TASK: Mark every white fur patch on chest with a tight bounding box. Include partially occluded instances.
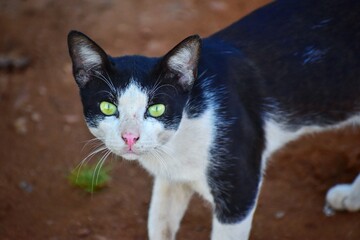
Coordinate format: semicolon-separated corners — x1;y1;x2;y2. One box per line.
140;109;214;183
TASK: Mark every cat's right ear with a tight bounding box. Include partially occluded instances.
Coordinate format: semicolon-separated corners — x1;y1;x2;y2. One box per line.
67;31;109;88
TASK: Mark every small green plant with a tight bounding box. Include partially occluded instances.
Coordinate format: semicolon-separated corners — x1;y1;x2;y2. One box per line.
68;164;111;193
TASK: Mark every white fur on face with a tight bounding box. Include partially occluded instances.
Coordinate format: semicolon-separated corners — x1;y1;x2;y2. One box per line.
89;82;175;161
89;80;215;183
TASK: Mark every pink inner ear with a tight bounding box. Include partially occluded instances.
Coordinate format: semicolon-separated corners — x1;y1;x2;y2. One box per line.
178;71;194;88
168;49;192;70
164;35;201;89
78;45;102;69
168;48;197;88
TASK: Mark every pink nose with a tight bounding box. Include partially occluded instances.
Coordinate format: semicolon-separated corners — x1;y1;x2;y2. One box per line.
122;132;140;149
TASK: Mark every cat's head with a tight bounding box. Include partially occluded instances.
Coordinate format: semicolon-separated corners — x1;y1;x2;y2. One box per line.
67;31;201;161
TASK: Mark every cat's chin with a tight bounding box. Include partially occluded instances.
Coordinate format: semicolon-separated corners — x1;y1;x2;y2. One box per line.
121;153;140;161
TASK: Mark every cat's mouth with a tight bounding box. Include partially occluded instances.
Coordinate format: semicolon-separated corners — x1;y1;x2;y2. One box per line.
122;152;139;161
104;141;143;161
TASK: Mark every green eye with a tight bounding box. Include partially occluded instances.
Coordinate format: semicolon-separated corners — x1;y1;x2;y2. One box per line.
99;101;117;116
148;104;166;117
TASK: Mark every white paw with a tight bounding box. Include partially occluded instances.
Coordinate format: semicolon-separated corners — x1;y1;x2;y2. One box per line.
326;184;352;210
326;184;360;212
344;195;360;212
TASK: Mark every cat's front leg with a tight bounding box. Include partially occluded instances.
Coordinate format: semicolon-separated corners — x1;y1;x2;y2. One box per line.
148;177;194;240
211;205;256;240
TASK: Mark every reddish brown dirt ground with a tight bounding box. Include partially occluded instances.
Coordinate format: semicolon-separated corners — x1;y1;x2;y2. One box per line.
1;0;360;239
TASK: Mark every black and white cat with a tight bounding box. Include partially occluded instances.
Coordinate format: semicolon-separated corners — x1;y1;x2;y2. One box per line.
68;0;360;239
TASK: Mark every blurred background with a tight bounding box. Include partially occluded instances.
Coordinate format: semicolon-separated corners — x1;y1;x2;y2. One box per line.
1;0;360;239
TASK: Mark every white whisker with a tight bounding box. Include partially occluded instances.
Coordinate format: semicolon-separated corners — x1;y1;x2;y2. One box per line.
148;149;171;179
81;137;103;152
75;144;108;182
88;69;117;98
147;72;179;103
92;149;112;191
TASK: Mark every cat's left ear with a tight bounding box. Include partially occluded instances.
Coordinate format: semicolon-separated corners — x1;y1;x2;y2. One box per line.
163;35;201;90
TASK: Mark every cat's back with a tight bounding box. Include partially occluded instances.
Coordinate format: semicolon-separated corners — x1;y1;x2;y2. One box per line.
207;0;360;125
211;0;360;78
213;0;360;52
